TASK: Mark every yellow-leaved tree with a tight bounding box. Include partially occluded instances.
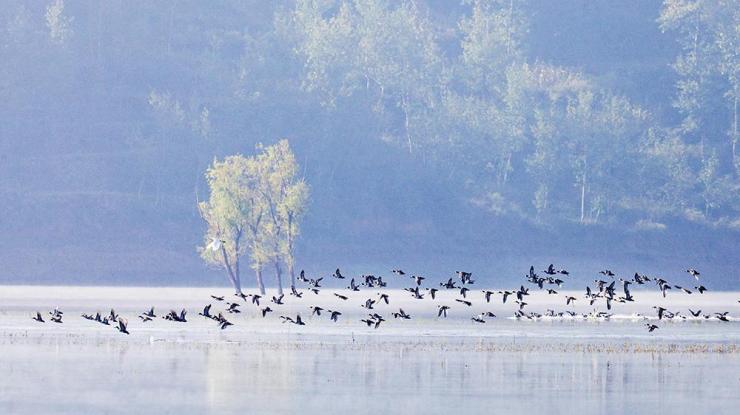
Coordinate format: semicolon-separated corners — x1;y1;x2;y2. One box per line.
199;140;308;295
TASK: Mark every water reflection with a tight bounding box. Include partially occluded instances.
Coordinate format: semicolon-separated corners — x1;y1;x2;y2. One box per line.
0;338;737;414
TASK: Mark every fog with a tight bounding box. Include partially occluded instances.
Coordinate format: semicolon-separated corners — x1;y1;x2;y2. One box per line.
0;1;738;288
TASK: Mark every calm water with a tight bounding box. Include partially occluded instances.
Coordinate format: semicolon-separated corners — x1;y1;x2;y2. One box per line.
0;334;738;415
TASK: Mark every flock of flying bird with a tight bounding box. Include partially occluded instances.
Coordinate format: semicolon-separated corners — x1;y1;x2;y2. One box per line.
30;265;736;335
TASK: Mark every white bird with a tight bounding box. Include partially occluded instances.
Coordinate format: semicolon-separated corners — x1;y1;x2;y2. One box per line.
207;237;224;252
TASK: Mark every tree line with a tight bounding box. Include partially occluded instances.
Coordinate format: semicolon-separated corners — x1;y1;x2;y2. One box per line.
286;0;739;227
1;0;738;280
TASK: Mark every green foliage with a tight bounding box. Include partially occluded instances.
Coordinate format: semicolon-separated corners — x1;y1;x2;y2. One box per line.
659;0;740;220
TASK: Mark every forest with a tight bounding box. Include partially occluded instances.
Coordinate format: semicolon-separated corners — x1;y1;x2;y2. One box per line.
0;1;737;286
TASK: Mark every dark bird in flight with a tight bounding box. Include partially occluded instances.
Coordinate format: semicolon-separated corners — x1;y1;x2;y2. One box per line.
219;320;233;330
348;278;361;291
116;318;129;335
272;294;285;305
226;302;241;313
456;271;475;285
516;286;529;301
32;312;44;323
455;299;472;307
471;315;486;323
334;293;349;301
689;309;702;317
333;268;345;279
249;294;262;306
646;323;659;332
544;264;557;275
108;309;119;323
427;288;439;299
440;278;458;289
437;305;450;318
361;298;376;310
378;293;390;304
291;314;306;325
261;307;273;317
392;309;411;319
413;275;425;286
328;310;342;322
482;290;495;303
499;290;514;304
686;269;700;280
565;296;576;305
211;295;224;301
142;307;156;319
164;309;187;322
600;270;615;277
654;306;667;320
392;269;406;276
199;304;212;318
547;289;558;295
310;306;324;316
695;285;707;294
290;286;303;298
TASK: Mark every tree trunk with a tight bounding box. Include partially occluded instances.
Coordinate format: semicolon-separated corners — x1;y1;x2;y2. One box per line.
580;176;586;224
580;156;588;224
733;93;737;174
273;261;284;296
220;245;241;294
233;232;243;294
288;261;296;291
402;94;412;154
233;256;242;295
255;263;266;295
